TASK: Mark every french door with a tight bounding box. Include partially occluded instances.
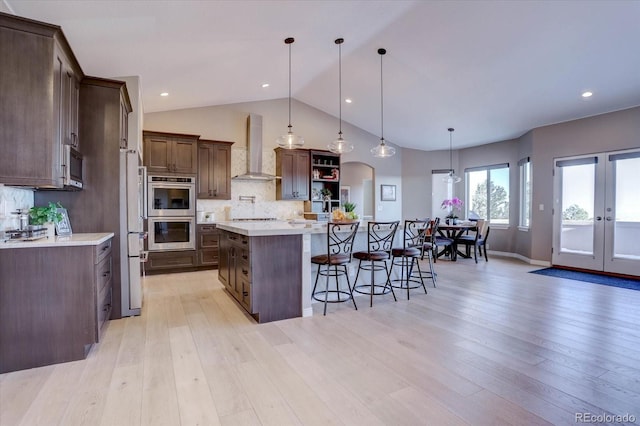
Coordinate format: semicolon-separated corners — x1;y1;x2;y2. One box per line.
552;149;640;276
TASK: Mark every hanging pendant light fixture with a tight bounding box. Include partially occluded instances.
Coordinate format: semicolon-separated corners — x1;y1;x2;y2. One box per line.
327;38;354;154
371;48;396;158
276;37;304;149
443;127;462;183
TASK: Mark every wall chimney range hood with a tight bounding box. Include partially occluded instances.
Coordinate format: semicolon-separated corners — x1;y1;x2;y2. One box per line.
232;114;280;181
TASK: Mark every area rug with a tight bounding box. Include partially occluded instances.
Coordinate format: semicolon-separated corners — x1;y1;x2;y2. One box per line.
529;267;640;291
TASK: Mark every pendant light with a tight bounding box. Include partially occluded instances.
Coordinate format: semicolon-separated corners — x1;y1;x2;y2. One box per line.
276;37;304;149
371;48;396;158
327;38;354;154
443;127;462;183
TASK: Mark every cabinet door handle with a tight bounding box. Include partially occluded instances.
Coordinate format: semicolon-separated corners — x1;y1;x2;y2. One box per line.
103;271;111;277
242;254;248;260
242;268;249;275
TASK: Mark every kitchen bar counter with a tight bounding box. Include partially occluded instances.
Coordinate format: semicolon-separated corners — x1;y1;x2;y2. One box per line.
0;232;114;249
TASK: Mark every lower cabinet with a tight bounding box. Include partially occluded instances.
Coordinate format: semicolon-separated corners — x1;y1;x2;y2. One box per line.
0;236;113;373
145;250;198;274
218;229;302;323
197;224;219;268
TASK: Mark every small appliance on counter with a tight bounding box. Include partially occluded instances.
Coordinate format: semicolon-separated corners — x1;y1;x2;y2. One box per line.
5;225;48;241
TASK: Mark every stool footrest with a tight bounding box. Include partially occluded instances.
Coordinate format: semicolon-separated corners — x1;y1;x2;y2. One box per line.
354;283;393;296
312;290;354;303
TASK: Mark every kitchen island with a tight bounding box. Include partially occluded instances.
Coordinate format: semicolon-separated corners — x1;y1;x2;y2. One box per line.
215;221;379;322
0;233;114;373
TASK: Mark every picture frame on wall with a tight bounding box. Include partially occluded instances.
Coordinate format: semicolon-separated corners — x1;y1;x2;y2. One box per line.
381;184;396;201
340;186;351;204
55;208;73;236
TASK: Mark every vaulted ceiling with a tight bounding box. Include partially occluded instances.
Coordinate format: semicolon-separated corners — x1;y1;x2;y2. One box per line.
6;0;640;151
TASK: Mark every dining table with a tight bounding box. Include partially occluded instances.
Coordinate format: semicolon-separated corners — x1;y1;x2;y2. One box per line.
436;222;478;261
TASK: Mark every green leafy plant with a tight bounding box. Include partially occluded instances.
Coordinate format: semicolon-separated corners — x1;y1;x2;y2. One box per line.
320;188;332;198
343;202;356;213
29;202;63;225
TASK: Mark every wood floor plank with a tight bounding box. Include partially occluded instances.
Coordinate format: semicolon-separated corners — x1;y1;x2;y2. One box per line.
2;259;639;425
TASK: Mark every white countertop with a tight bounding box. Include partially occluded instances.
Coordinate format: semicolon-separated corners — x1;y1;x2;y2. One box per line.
0;232;114;249
216;220;368;237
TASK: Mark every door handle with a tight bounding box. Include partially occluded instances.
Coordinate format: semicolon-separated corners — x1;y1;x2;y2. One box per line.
595;216;602;221
606;216;613;221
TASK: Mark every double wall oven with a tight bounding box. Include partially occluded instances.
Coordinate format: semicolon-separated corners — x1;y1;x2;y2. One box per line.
147;175;196;251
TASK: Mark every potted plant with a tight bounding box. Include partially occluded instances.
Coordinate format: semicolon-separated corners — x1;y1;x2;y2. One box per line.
320;188;332;200
343;202;359;220
441;197;463;224
29;202;63;238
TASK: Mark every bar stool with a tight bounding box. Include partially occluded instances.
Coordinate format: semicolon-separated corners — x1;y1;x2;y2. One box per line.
390;219;429;299
417;219;437;287
353;221;399;307
311;221;360;315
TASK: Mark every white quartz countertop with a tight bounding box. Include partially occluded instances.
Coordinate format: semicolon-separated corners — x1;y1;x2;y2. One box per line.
216;220;368;237
0;232;114;249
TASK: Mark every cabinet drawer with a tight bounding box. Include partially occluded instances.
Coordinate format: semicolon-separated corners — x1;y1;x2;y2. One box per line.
94;238;113;264
198;249;219;266
200;233;219;249
147;250;197;270
95;255;112;295
97;283;112;342
198;224;217;233
239;275;252;312
238;257;251;282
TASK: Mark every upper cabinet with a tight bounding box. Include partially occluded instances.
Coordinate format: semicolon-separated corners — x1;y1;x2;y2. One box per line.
143;131;199;175
0;12;83;188
275;148;310;200
308;150;341;213
197;140;233;200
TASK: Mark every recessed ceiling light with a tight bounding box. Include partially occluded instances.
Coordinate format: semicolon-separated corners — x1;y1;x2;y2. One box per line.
160;92;169;97
582;91;593;98
261;83;270;88
345;98;352;103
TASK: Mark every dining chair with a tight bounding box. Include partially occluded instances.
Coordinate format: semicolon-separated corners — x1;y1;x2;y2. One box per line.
311;221;360;315
432;217;454;263
353;221;399;307
390;219;429;299
456;219;489;263
418;219;437;287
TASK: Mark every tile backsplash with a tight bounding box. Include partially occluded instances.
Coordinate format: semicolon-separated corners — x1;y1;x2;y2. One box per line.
196;146;304;222
0;185;34;230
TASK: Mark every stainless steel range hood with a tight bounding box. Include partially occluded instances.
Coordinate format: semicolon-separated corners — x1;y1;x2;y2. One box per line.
232;114;280;181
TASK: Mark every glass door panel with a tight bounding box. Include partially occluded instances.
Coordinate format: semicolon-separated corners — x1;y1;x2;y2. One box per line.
553;155;604;270
604;151;640;275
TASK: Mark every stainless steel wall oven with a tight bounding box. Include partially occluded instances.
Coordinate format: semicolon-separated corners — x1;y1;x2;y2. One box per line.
147;175;195;217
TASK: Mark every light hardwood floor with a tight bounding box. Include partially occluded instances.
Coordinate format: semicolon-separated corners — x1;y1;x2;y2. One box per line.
1;256;639;425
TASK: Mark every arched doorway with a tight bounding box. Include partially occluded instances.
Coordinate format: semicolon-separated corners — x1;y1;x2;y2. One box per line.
341;162;374;220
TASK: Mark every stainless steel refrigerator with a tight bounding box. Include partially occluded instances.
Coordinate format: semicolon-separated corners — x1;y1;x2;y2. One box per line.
120;149;147;316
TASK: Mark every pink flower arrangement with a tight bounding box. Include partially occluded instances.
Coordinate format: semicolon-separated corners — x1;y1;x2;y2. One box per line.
441;197;463;218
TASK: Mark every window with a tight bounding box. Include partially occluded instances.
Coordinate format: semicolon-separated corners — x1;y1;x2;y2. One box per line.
465;163;509;225
519;157;531;228
431;170;453;220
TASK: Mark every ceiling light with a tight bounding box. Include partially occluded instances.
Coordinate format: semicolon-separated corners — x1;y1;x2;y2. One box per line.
443;128;461;183
276;37;304;149
582;91;593;98
160;92;169;97
371;48;396;158
327;38;354;154
261;83;270;88
345;98;352;103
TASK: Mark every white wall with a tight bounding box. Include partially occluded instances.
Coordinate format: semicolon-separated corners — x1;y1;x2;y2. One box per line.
144;98;403;221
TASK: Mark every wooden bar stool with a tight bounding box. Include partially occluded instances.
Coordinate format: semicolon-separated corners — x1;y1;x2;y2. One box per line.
311;221;360;315
353;221;399;307
391;219;429;299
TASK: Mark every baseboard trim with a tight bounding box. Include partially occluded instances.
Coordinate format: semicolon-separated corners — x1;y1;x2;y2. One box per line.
488;250;551;266
303;307;313;317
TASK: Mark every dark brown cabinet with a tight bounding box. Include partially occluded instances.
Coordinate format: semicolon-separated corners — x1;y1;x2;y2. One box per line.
197;224;219;267
0;237;113;373
197;140;233;199
0;12;83;188
218;229;302;323
275;148;310;200
145;250;198;273
143;131;199;175
36;77;132;319
308;150;341;213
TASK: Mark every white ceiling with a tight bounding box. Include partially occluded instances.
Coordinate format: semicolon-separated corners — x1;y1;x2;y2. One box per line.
6;0;640;151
